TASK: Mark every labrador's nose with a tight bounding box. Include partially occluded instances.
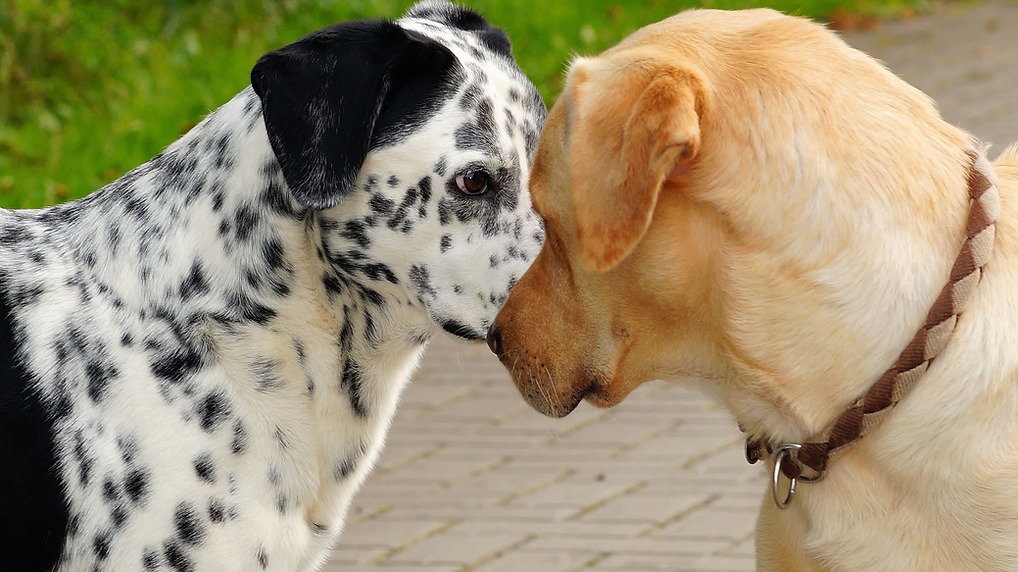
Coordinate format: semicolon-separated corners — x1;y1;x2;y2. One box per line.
486;324;503;355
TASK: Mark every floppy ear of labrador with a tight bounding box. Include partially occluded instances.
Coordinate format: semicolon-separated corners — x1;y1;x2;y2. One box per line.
569;62;703;271
490;8;1018;571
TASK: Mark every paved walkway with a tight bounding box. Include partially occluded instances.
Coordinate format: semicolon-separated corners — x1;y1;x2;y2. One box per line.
326;2;1018;570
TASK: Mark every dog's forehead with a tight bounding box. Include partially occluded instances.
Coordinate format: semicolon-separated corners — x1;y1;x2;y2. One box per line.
382;19;544;165
396;16;540;107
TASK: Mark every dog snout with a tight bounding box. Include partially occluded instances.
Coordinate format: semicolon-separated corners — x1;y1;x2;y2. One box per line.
486;323;503;355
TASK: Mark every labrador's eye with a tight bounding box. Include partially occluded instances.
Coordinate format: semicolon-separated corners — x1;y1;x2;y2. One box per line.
455;171;490;195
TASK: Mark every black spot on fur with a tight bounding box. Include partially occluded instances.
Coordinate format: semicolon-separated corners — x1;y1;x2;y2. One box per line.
93;530;112;560
149;347;206;384
163;539;194;572
342;219;371;249
213;133;234;170
364;174;379;193
254;359;283;392
386;206;411;231
103;477;120;502
339;311;354;352
193;453;216;484
124;196;150;220
196;391;231;432
364;312;378;344
208;499;226;524
257;547;269;569
211;188;225;212
361;287;385;306
49;389;72;421
322;273;344;296
179;259;210;300
234;204;259;241
409;264;435;296
340;357;368;417
369;194;395;215
400;187;419;208
72;430;94;486
86;358;119;403
260;178;302;219
174;502;206;546
227;292;276;324
111;504;128;528
5;281;45;307
438;197;453;225
124;469;151;504
459;83;482;110
231;420;248;455
67;513;80;537
117;435;139;464
418;176;433;205
363;263;398;284
143;547;161;570
262;237;286;271
440;234;453;252
442;320;481;340
274;426;289;450
0;223;30;245
333;454;359;481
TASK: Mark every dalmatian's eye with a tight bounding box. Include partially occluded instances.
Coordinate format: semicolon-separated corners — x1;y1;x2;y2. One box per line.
455;171;490;195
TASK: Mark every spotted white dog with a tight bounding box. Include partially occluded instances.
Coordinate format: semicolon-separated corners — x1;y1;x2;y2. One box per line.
0;2;545;570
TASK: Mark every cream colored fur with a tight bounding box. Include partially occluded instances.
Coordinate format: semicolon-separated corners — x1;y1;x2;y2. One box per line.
491;9;1018;570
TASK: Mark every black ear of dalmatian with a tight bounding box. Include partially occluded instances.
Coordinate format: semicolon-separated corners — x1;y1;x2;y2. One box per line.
251;20;456;210
404;0;513;57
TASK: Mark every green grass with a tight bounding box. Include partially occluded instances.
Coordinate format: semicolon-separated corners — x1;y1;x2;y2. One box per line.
0;0;923;208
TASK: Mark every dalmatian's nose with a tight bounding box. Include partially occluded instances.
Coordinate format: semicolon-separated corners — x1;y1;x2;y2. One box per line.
486;324;503;355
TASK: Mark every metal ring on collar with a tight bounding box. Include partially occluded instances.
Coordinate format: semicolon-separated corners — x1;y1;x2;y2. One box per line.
770;442;828;508
771;443;801;509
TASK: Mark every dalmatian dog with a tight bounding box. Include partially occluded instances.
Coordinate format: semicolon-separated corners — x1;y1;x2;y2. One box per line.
0;2;545;570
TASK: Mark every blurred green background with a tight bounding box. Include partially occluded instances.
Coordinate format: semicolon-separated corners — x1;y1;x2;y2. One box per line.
1;0;923;207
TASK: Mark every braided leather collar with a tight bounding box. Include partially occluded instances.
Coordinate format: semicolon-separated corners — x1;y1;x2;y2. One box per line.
745;149;1000;507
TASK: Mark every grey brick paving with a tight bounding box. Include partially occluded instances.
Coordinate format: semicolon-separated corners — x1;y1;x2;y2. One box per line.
325;3;1018;569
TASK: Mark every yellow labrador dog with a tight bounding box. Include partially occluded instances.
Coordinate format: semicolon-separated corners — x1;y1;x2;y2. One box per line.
487;8;1018;571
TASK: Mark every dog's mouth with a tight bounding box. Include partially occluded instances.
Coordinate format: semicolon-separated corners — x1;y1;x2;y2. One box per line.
440;320;485;341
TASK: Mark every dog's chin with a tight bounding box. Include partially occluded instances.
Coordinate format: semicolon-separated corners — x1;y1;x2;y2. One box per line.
582;384;626;409
524;390;584;418
439;319;486;342
517;378;600;419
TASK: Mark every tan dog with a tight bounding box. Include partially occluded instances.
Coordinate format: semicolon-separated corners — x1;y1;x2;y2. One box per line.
487;8;1018;571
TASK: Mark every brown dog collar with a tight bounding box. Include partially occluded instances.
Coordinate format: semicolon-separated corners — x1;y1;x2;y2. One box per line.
745;148;1000;508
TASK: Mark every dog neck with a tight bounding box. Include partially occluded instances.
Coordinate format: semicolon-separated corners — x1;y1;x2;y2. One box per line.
26;88;434;344
24;89;301;321
741;148;1000;483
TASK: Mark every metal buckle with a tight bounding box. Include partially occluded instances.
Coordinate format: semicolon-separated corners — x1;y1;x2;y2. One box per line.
770;443;825;509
